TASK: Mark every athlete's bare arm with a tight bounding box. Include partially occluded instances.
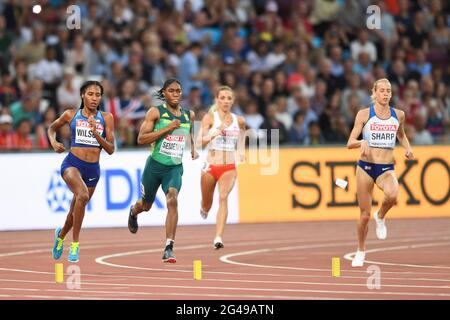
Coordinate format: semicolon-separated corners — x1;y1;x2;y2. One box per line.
347;108;370;156
395;109;414;160
189;110;199;160
90;112;115;155
137;107;180;145
196;112;224;148
237;116;246;162
47;109;75;153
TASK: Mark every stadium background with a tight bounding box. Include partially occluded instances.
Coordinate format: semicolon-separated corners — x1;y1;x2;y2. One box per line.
0;0;449;230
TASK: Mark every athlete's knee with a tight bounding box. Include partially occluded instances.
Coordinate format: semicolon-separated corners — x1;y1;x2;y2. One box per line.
359;210;371;224
384;190;398;204
75;191;89;205
166;193;178;209
219;193;229;203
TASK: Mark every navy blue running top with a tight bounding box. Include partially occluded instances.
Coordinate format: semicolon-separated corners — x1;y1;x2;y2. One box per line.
70;109;106;148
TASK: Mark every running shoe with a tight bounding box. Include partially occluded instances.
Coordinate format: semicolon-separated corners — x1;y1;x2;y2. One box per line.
351;250;365;267
128;205;138;234
68;242;80;263
374;210;387;240
213;236;224;249
52;228;64;260
200;204;208;220
162;241;176;263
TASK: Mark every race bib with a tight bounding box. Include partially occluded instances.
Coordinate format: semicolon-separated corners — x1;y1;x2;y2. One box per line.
211;130;239;152
75;119;104;146
159;134;186;158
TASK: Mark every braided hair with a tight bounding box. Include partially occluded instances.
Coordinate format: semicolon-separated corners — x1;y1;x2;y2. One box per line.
80;80;104;110
154;78;182;101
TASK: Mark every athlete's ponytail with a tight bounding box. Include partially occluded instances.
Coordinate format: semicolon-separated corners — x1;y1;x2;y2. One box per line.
208;104;217;113
79;80;104;110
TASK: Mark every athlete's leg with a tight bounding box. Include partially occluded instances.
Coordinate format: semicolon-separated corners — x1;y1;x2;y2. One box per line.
59;187;96;239
201;171;217;215
165;188;179;240
376;171;399;219
356;166;375;251
215;170;237;239
132;199;153;215
62;167;90;243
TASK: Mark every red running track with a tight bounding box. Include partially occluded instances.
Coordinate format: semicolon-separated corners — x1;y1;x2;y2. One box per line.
1;218;450;300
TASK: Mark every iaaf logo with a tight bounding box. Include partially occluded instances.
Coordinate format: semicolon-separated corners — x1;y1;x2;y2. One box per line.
47;169;164;213
370;123;398;131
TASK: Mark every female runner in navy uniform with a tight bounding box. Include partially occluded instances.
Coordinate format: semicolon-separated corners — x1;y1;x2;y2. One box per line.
347;78;413;267
48;80;115;262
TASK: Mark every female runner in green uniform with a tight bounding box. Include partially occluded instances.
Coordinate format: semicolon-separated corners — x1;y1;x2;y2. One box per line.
128;78;198;263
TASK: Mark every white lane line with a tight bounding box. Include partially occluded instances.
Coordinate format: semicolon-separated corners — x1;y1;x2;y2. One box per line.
344;241;450;269
0;278;448;298
96;236;450;276
0;285;346;300
3;266;450;286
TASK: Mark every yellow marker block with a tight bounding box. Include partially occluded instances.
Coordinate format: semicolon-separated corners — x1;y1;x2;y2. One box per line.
55;263;64;283
332;257;340;277
193;260;202;280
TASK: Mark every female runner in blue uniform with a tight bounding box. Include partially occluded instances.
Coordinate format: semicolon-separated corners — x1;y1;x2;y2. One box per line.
48;80;115;262
347;78;413;267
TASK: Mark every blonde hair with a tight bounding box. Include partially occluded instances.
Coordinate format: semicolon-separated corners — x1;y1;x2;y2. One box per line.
370;78;391;104
208;85;234;113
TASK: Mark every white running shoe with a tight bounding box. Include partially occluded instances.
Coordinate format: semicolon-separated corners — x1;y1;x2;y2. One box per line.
352;250;365;267
374;210;387;240
213;236;224;249
200;205;208;220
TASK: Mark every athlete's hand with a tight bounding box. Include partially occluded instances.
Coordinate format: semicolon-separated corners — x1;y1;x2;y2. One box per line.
238;152;245;163
191;149;199;160
405;148;414;160
168;119;181;131
360;140;369;157
51;141;66;153
88;116;98;135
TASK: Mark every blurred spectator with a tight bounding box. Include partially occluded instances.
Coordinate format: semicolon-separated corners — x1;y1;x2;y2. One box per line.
178;41;207;95
33;45;63;102
309;0;340;38
428;14;449;65
0;14;13;69
304;121;325;146
0;112;14;150
12;118;33;151
35;107;57;150
274;96;292;130
259;103;288;145
56;67;80;112
288;110;307;144
11;59;28;99
408;49;432;79
9;93;41;128
406;11;429;50
65;33;92;79
243;99;264;140
337;0;364;41
0;71;18;106
18;23;46;66
350;30;377;63
413;113;434;145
